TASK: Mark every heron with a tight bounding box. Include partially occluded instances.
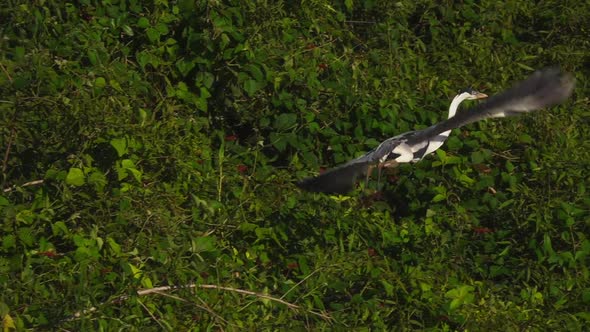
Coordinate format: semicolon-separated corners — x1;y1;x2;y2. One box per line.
360;87;487;188
296;67;575;194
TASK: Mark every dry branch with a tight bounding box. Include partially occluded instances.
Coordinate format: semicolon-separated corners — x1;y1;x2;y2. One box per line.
65;283;332;324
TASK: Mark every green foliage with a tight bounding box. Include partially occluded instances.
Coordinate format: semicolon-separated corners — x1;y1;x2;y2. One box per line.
1;0;589;330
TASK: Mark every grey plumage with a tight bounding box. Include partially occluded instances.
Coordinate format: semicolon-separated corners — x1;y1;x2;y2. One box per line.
297;67;575;194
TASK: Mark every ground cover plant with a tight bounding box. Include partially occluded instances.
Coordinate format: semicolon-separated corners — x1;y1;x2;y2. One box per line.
1;0;589;330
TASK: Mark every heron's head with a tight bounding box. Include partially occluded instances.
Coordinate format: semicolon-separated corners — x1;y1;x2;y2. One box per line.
459;87;488;100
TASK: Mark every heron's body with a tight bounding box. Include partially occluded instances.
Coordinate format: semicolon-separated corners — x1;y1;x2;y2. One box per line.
297;67;575;194
371;88;488;165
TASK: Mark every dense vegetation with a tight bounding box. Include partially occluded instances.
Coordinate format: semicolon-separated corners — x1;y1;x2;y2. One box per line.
1;0;589;330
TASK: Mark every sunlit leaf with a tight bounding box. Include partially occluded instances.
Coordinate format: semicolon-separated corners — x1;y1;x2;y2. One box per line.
65;168;85;186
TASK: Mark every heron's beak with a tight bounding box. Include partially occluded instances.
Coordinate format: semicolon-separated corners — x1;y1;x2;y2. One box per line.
476;92;488;99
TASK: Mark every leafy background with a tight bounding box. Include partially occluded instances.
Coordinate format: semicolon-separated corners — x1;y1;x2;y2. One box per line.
1;0;589;330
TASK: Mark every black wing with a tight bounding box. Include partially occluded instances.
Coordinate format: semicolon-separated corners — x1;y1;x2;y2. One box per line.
296;161;370;194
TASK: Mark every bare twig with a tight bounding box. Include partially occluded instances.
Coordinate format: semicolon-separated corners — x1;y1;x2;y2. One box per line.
281;268;321;300
490;150;520;161
344;20;376;24
3;179;45;193
140;284;331;320
155;290;230;328
0;62;12;82
65;283;332;324
137;298;167;330
2;127;16;174
197;284;299;310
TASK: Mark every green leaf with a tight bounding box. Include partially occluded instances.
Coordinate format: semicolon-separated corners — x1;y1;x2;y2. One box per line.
110;138;128;157
107;237;122;255
270;132;287;152
146;27;160;42
109;79;123;92
191;236;216;253
432;194;446;202
122;24;134;36
2;313;15;330
136;51;157;69
381;280;394;296
14;46;25;61
274;113;297;131
156;23;169;34
471;150;485;164
505;160;515;172
445;285;475;311
450;298;462;311
344;0;353;11
95;77;106;88
88;169;107;192
13;75;30;90
543;234;555;255
458;174;475;186
121;159;142;182
243;79;261;96
176;59;195;77
519;133;533;144
141;276;153;289
17;227;34;247
65;168;85;186
196;71;215;89
128;263;143;279
137;17;150;28
244;64;264;81
51;221;69;236
2;234;16;249
178;0;196;17
87;49;99;65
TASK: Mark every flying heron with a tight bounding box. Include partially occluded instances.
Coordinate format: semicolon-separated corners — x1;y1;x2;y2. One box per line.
297;67;575;194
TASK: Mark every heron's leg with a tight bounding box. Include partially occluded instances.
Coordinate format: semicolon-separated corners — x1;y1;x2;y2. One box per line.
376;160;398;190
382;160;399;168
376;163;384;190
364;165;374;190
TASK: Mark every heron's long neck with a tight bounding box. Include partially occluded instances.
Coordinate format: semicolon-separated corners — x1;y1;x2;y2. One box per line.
448;93;469;118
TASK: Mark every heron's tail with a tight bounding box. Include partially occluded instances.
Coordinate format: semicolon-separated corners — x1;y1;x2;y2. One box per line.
296;161;370;194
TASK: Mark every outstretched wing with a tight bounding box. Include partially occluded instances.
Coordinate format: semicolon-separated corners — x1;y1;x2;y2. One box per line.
409;67;575;146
